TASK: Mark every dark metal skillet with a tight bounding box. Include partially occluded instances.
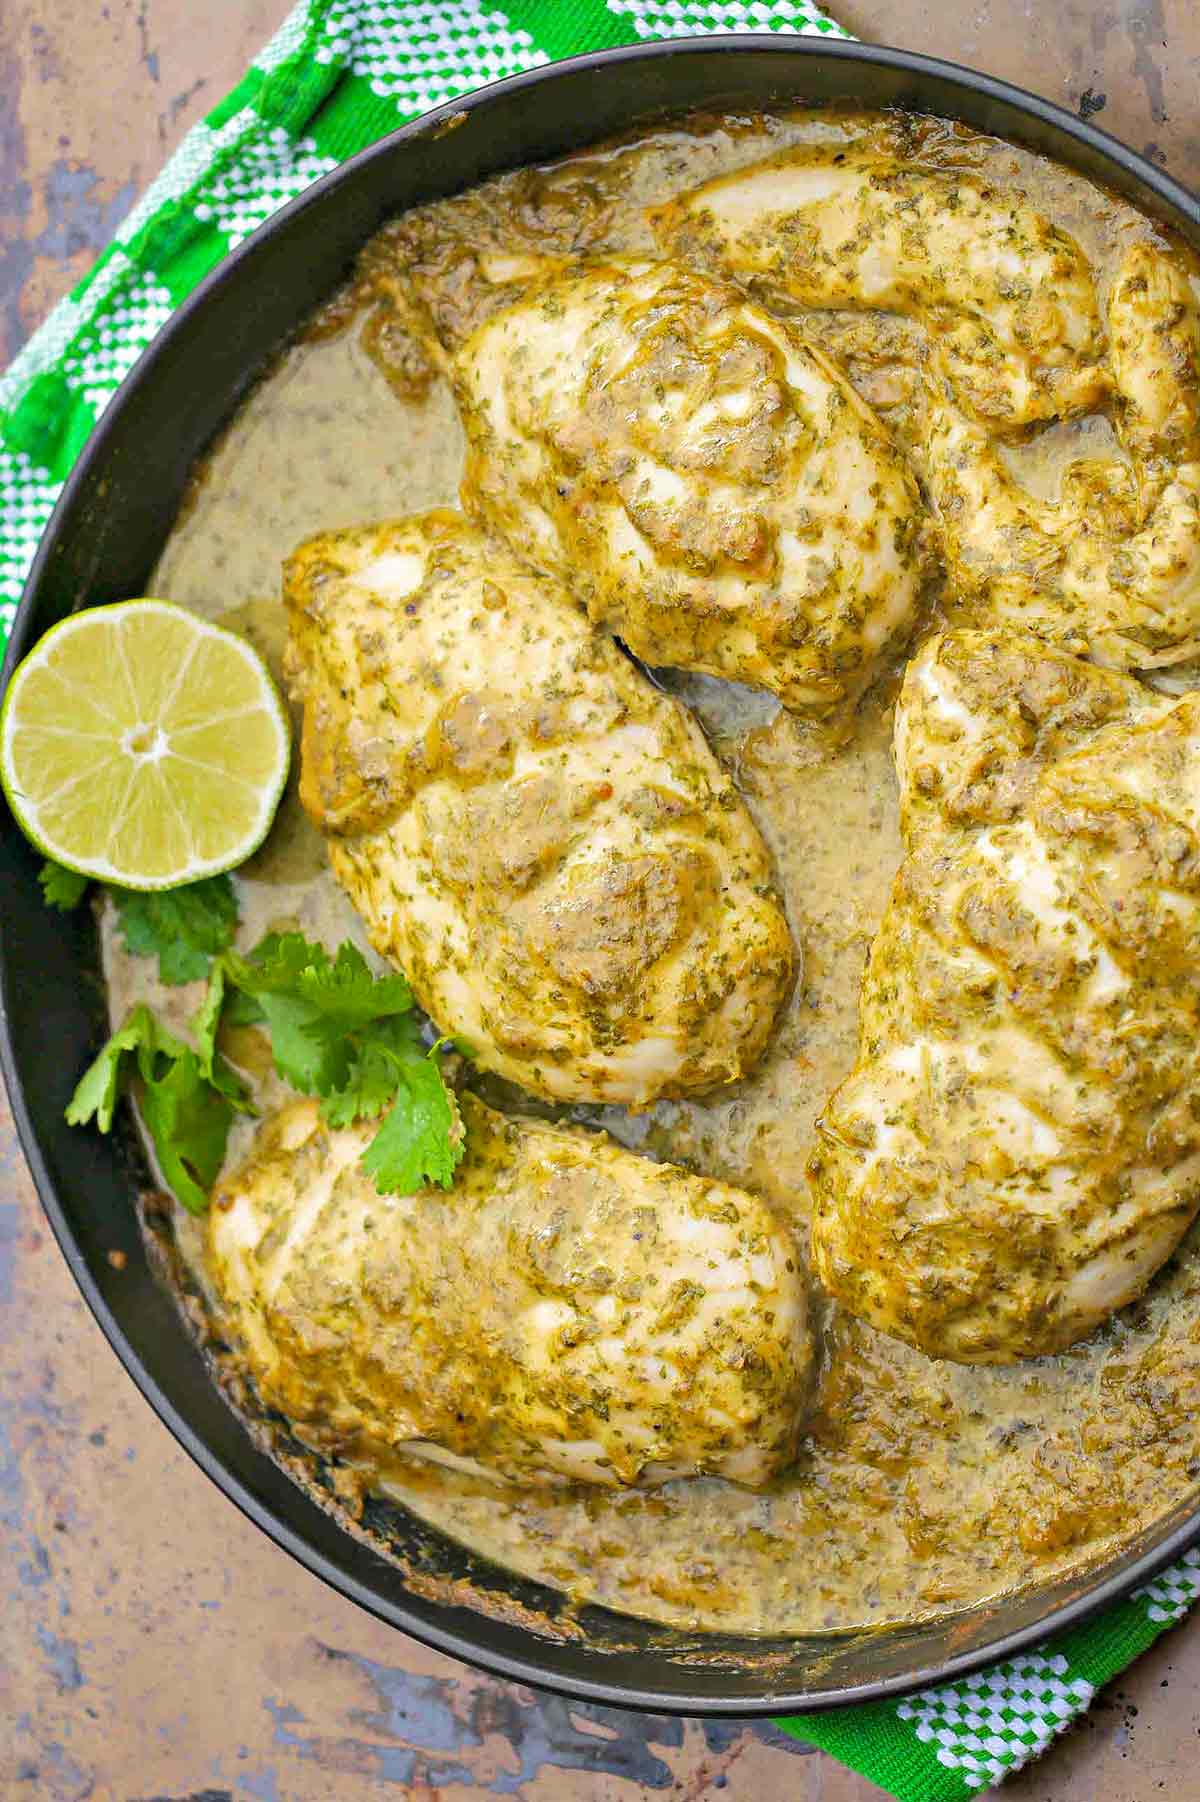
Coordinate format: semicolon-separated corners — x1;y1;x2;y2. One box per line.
2;35;1199;1717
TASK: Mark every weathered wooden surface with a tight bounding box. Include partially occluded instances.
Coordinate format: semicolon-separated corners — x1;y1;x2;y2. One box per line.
2;3;1200;1798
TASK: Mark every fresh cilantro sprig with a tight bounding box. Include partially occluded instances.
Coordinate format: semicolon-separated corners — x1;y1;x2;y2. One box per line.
61;917;465;1213
358;1035;464;1194
44;829;467;1208
218;932;414;1094
45;857;248;1211
213;934;464;1196
65;1002;250;1215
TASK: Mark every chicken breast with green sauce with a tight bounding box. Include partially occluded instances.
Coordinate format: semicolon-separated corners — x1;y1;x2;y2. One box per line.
284;510;793;1106
452;255;931;716
810;630;1200;1363
208;1095;814;1488
650;148;1107;433
912;241;1200;672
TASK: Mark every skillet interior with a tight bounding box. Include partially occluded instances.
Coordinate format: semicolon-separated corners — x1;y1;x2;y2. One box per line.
3;37;1200;1714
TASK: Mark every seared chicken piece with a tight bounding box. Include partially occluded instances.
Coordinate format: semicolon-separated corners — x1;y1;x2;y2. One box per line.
912;242;1200;671
453;255;931;715
208;1095;814;1488
651;148;1107;432
809;630;1200;1363
284;510;792;1106
1109;241;1200;470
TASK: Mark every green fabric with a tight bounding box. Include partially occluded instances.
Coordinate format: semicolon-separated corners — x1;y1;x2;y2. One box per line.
1;5;1196;1797
780;1573;1197;1796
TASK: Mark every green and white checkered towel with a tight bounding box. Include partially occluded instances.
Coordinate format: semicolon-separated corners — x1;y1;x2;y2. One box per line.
2;5;1198;1796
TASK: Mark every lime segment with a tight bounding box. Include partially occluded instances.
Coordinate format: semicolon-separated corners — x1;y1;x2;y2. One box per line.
1;599;291;889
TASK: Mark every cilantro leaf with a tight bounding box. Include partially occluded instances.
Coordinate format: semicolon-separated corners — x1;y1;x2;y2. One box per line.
361;1051;464;1194
65;1006;178;1133
39;859;90;911
295;940;413;1025
226;931;314;992
114;874;238;985
139;1050;234;1215
222;987;266;1027
217;929;465;1197
222;934;415;1096
191;964;226;1080
191;966;254;1114
242;987;348;1094
320;1014;426;1129
65;1002;242;1213
221;936;354;1092
229;934;411;1022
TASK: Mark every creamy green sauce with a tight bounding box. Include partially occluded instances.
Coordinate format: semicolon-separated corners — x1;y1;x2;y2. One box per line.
102;109;1200;1636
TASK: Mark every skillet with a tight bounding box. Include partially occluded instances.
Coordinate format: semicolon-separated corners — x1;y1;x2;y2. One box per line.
3;36;1200;1714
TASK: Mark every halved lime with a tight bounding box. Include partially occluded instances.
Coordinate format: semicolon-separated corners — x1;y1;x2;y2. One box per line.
1;599;290;889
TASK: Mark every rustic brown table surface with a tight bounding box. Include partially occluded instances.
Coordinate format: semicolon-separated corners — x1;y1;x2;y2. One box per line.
4;3;1200;1798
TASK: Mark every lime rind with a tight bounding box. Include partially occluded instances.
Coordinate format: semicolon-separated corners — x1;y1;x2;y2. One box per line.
1;599;291;891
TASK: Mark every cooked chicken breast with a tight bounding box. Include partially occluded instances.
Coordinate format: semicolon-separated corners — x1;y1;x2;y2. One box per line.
911;242;1200;671
453;255;932;715
284;510;792;1106
651;148;1107;432
208;1095;814;1489
809;629;1200;1363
